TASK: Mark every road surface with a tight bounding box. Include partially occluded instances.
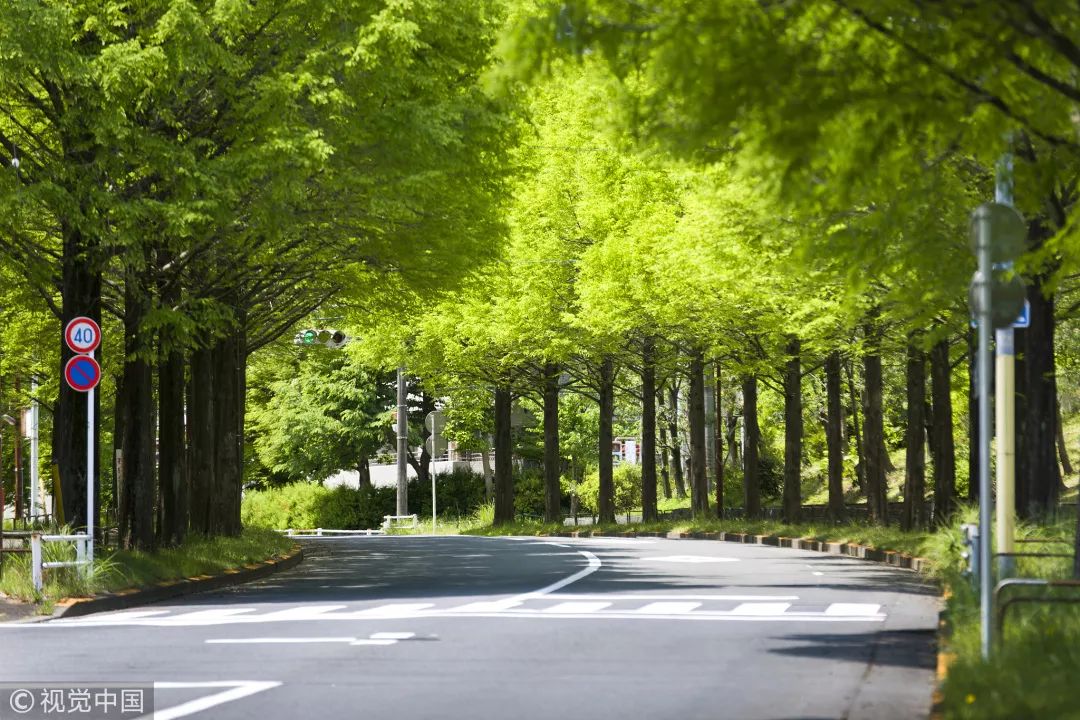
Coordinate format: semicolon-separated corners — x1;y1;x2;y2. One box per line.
0;535;940;720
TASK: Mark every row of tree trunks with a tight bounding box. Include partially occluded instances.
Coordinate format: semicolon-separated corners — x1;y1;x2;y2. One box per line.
1018;272;1061;519
824;351;845;521
688;353;708;517
493;386;513;525
543;362;562;524
158;258;187;545
641;341;659;522
188;346;215;536
782;337;802;524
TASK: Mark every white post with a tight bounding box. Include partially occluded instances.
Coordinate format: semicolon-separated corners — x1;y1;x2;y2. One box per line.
87;386;95;570
30;377;39;522
994;155;1016;580
31;532;42;592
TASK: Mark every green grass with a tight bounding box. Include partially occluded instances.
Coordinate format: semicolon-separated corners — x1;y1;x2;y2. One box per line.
0;528;294;611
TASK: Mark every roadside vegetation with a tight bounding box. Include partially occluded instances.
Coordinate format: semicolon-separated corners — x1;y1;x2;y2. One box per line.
0;529;294;611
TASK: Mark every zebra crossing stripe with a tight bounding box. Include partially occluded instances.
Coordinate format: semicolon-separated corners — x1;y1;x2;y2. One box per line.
543;601;612;613
730;603;792;615
824;603;881;616
634;602;701;614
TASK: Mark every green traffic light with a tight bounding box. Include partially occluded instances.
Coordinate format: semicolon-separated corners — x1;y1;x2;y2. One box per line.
302;330;318;344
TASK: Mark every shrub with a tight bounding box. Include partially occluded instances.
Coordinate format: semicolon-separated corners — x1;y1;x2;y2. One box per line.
407;467;487;518
566;463;641;515
242;483;394;530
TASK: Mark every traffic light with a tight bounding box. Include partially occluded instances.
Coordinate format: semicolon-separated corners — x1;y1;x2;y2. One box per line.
293;328;349;348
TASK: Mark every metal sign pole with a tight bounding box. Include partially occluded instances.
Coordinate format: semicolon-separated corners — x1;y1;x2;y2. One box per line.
30;378;39;522
396;367;408;517
87;384;95;570
432;419;438;536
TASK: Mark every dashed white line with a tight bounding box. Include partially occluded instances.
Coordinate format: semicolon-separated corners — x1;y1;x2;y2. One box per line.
635;602;701;614
731;603;792;615
543;601;612;614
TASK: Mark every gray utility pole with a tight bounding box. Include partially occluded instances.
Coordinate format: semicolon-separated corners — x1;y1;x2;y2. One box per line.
974;205;994;662
396;367;408;516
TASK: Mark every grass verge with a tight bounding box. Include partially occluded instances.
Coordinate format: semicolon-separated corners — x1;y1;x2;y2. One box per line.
0;528;295;612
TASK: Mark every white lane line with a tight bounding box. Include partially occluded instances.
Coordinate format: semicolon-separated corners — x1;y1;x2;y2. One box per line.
370;632;415;640
645;555;740;563
149;681;281;720
429;611;884;623
825;603;882;616
207;637;356;645
568;539;657;545
813;572;825;576
542;601;612;614
542;593;800;601
350;639;399;646
730;603;793;615
508;549;602;601
635;602;701;614
448;600;523;613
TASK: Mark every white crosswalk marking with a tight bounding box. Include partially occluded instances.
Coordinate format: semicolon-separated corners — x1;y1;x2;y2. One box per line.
825;603;882;616
449;600;523;613
256;605;348;622
166;608;258;622
349;603;436;617
634;602;701;614
543;601;612;614
730;603;792;615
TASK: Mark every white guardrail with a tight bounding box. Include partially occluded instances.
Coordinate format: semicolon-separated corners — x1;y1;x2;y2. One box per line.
31;532;92;592
281;528;386;537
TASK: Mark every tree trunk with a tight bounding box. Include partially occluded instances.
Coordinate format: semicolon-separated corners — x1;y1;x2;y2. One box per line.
119;269;156;551
845;358;866;493
211;332;242;536
598;357;616;524
1056;399;1074;478
783;336;802;524
55;227;102;532
863;338;888;524
357;456;372;489
543;362;562;524
493;386;514;525
668;382;685;498
641;342;658;522
714;362;724;519
930;338;956;525
13;377;23;521
157;343;186;546
825;351;845;522
689;352;708;517
189;346;214;535
1019;278;1060;518
743;375;761;519
658;408;672;501
903;343;927;530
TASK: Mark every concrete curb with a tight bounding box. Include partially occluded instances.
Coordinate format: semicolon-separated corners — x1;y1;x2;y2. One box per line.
12;544;304;623
555;528;934;572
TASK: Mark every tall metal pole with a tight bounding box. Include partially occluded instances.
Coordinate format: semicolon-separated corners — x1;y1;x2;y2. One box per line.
975;206;994;660
87;385;95;569
432;416;438;536
994;155;1016;579
29;377;39;522
396;367;408;516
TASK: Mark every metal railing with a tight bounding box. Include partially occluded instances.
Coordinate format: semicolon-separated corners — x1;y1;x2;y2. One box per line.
381;514;419;531
31;532;92;592
281;528;385;537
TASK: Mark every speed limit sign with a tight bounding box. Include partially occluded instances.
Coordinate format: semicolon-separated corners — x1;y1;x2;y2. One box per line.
65;316;101;354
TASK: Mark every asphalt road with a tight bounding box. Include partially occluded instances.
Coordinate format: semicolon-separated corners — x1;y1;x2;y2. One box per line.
0;536;940;720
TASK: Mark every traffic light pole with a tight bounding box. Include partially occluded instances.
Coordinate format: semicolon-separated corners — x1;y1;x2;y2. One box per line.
396;367;408;516
974;206;994;661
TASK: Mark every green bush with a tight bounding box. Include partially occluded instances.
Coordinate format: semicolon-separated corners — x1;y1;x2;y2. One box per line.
566;463;641;515
513;471;546;517
407;467;487;518
242;483;394;530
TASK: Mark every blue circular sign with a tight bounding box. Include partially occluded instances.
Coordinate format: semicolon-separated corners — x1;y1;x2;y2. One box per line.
64;354;101;392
